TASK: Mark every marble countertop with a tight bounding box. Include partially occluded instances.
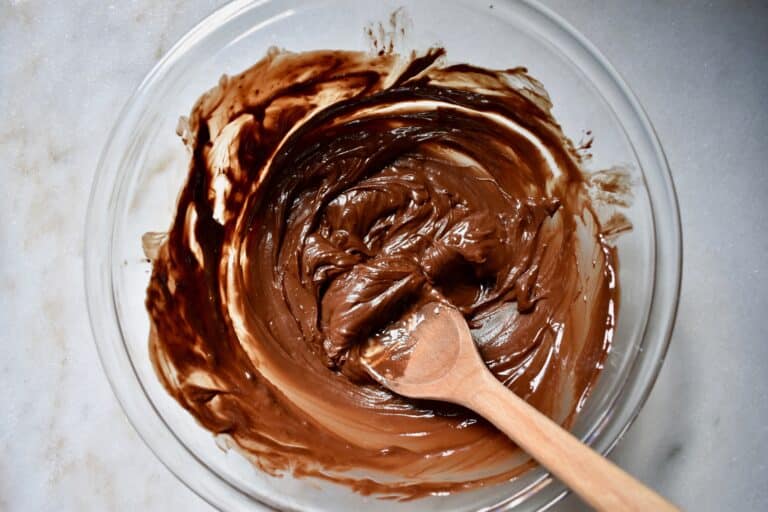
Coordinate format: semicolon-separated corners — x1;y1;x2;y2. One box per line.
1;0;766;510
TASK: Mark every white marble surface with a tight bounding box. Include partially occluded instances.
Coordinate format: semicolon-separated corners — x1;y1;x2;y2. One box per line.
1;0;766;510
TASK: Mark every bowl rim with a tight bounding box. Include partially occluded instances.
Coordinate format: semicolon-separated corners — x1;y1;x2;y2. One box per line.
84;0;682;510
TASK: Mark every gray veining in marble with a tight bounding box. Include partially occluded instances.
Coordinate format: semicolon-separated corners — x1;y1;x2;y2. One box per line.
1;1;766;510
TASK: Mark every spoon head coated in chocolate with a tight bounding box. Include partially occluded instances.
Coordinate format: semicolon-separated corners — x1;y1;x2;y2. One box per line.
361;302;487;402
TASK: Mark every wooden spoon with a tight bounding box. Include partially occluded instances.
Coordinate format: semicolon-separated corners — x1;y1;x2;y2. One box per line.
361;301;678;511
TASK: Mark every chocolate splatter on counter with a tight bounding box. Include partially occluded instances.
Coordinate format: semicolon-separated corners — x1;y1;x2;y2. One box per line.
145;47;624;498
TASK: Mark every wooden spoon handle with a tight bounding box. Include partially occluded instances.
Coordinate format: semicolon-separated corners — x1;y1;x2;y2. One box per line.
462;370;679;511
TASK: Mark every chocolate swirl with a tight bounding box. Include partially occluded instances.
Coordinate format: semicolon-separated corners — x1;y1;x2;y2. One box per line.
146;48;619;497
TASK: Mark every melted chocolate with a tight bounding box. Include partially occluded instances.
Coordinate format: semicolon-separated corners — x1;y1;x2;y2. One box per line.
146;48;620;498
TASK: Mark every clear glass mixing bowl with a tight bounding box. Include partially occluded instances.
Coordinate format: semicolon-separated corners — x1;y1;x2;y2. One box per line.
84;0;682;510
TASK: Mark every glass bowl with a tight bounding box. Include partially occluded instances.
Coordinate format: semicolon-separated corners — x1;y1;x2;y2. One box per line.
84;0;682;510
